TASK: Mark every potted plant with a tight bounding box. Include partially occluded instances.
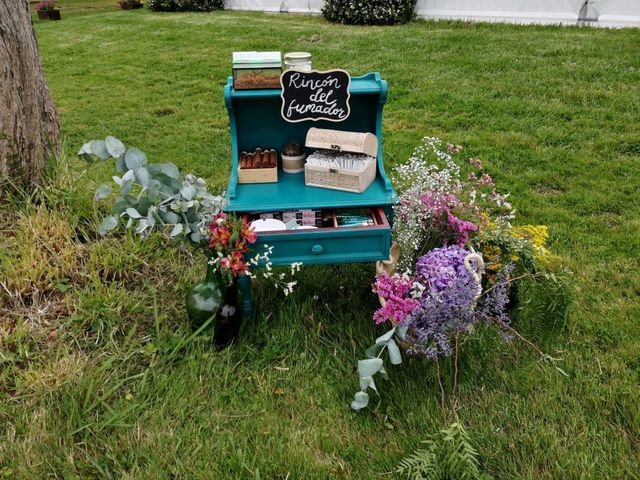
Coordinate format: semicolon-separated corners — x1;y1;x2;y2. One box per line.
35;0;61;20
118;1;144;10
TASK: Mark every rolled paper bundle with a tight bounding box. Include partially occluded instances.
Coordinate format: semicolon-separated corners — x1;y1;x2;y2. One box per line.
240;151;247;169
269;149;277;167
246;153;254;169
254;151;263;168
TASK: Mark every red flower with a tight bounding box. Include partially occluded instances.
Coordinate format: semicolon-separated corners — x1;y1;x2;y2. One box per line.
230;250;248;275
209;225;230;249
241;225;257;244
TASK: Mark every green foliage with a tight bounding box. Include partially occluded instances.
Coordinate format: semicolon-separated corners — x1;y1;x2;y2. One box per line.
512;270;572;329
397;422;485;480
322;0;416;25
79;137;225;244
147;0;223;12
351;325;407;410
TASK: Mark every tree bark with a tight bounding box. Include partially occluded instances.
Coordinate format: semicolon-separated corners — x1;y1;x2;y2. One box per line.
0;0;60;187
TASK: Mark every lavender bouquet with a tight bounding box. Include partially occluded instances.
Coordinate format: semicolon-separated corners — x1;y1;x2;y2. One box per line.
351;137;568;413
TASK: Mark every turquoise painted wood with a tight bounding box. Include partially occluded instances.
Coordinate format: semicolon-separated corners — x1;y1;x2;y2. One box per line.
224;72;396;313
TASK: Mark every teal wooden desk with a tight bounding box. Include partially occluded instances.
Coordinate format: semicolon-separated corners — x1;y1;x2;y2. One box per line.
224;72;396;314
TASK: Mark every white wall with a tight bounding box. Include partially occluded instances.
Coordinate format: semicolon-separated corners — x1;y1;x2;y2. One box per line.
415;0;585;25
597;0;640;27
225;0;323;13
283;0;323;14
224;0;640;27
224;0;281;12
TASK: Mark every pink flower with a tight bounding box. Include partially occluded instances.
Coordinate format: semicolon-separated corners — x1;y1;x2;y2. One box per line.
477;173;494;188
468;158;483;169
372;273;421;325
219;257;231;270
213;212;227;226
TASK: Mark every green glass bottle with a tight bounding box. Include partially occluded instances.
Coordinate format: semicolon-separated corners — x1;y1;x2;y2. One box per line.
185;262;224;330
213;277;243;349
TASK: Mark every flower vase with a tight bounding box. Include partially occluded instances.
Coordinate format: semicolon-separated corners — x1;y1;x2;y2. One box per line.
185;263;224;331
213;278;243;349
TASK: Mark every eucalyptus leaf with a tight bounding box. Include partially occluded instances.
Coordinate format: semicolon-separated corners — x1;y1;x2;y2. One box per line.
113;197;128;214
358;358;383;378
125;147;148;170
98;216;118;236
159;163;180;179
135;167;150;187
359;376;377;392
125;208;142;219
78;142;91;156
387;338;402;365
351;391;370;411
112;175;123;186
120;180;133;196
122;169;135;182
180;184;196;201
170;223;183;237
395;325;409;341
89;140;110;160
375;328;396;345
161;211;180;224
190;231;202;242
105;136;125;158
366;343;384;359
95;184;112;201
115;155;126;173
136;219;148;234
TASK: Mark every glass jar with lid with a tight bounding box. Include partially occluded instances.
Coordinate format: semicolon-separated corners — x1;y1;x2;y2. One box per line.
284;52;312;72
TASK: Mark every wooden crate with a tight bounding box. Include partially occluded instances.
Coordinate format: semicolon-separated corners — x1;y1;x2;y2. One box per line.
238;166;278;184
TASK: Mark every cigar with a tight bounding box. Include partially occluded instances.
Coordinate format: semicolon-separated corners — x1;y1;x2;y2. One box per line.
269;149;277;168
254;151;263;168
246;153;254;169
240;151;247;169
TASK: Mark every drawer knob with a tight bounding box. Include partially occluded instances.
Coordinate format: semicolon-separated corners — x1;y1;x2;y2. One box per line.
311;244;324;255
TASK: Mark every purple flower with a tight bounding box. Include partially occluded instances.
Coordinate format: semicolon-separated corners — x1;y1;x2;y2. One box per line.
415;245;475;294
401;247;513;359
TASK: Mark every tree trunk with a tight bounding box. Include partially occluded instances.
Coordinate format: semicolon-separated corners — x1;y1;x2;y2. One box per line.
0;0;60;187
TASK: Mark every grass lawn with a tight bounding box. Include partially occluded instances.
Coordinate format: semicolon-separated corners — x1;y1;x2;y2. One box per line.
2;2;640;478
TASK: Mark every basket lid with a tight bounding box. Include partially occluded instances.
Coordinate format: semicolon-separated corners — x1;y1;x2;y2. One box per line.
305;128;378;158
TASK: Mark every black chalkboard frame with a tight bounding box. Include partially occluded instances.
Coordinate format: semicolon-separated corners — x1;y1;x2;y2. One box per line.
280;69;352;124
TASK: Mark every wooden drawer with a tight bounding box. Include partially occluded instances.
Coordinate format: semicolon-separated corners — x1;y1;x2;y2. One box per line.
249;207;391;266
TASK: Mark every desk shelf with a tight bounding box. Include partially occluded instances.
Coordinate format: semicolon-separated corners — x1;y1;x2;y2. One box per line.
224;71;396;268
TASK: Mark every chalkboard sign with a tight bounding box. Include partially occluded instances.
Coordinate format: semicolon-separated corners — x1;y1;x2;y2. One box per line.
280;69;351;123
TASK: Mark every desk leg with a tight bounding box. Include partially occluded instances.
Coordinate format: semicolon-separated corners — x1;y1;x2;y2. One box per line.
239;274;253;317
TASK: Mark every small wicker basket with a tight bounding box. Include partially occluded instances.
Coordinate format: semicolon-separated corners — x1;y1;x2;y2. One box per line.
304;128;378;193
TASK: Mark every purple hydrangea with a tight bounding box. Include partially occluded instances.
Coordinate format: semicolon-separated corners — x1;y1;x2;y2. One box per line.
415;245;475;295
404;246;512;359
